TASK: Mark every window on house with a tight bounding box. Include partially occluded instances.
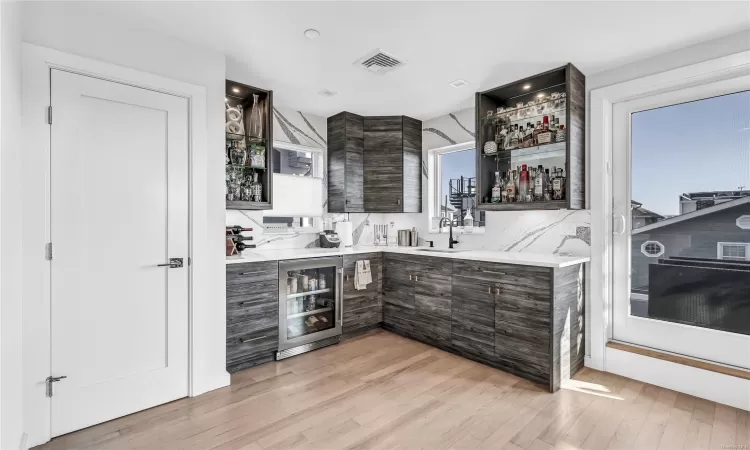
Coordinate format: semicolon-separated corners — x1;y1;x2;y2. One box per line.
640;241;664;257
717;242;750;261
430;145;485;231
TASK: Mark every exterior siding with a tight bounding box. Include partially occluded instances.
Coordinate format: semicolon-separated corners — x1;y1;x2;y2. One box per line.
631;203;750;290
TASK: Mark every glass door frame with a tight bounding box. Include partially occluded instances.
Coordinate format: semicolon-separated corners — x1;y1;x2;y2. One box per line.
611;74;750;369
278;256;343;351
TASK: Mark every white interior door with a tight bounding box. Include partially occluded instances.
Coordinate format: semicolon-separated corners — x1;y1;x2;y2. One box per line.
50;69;189;436
611;74;750;369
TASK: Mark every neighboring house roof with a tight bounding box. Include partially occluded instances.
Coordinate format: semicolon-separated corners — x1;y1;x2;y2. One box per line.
631;200;665;221
633;196;750;234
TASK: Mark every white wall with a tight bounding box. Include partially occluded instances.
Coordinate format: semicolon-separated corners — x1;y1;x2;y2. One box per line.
20;3;228;446
1;3;24;449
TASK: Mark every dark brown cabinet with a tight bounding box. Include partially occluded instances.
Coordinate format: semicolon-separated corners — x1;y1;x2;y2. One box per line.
327;112;364;212
328;113;422;213
225;80;274;211
475;63;585;211
342;253;383;338
226;261;279;373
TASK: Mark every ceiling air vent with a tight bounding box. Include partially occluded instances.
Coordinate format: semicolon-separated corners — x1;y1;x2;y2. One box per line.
354;49;406;75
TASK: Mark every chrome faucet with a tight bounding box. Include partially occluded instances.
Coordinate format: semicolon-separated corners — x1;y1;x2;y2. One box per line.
438;217;459;249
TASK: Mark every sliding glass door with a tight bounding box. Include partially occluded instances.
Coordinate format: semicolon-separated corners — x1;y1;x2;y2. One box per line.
611;75;750;369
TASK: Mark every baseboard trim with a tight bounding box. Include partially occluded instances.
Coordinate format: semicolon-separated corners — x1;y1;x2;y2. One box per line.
606;341;750;381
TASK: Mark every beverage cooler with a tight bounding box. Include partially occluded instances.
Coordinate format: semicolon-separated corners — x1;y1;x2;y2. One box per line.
277;256;343;359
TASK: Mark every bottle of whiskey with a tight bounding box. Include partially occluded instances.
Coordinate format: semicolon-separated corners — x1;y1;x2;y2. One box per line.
552;168;566;200
507;124;520;149
533;165;545;201
524;123;534;148
544;169;553;201
556;123;566;143
500;172;508;203
506;170;517;202
532;120;542;145
518;164;529;203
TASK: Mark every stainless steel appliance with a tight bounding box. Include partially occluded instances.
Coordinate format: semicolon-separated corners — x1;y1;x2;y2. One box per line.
277;256;343;360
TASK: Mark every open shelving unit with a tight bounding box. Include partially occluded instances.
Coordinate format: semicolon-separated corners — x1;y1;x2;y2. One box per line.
225;79;274;210
475;63;585;211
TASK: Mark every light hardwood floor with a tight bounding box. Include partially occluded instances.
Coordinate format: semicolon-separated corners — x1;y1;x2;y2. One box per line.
37;330;748;450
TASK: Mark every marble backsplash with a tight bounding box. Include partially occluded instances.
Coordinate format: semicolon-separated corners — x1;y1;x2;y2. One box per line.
227;105;590;257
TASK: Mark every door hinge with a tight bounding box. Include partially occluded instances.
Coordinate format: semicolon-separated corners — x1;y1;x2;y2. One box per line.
45;242;52;260
46;375;67;397
48;106;52;125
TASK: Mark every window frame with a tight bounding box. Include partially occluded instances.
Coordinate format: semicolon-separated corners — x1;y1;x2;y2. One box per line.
717;242;750;261
640;240;664;258
427;141;485;234
264;140;325;233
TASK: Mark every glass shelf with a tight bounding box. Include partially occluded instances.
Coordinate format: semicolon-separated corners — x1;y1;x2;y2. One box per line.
226;164;266;171
287;307;332;320
287;288;332;299
482;140;566;159
482;97;566;123
226;132;265;144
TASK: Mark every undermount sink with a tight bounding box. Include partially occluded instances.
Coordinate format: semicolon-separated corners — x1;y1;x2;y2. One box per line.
414;248;469;253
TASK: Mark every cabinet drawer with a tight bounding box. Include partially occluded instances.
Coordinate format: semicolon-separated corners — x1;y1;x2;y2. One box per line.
227;276;277;300
227;261;278;285
226;325;278;371
227;295;278;328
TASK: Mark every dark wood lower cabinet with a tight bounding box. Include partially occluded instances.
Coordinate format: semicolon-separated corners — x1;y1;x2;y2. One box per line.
342;253;383;338
226;261;279;373
224;254;585;392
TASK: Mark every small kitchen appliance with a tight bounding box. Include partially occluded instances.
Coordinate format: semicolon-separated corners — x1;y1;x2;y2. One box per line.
319;230;341;248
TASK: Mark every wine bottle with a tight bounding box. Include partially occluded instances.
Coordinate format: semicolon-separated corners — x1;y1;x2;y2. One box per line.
227;226;253;234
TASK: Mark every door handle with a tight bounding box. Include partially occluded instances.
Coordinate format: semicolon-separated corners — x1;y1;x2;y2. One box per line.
158;258;184;268
46;375;67;397
613;214;626;236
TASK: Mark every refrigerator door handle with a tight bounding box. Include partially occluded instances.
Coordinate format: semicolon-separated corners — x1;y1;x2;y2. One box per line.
337;267;344;326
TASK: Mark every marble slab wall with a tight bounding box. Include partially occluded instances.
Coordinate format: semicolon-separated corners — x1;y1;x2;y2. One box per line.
226;106;590;257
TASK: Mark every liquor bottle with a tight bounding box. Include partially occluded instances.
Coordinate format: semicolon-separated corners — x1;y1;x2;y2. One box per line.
507;124;520;149
518;126;525;148
533;165;545;201
226;226;253;234
518;164;529;203
506;170;517;202
532;120;542;145
553;168;566;200
523;124;534;148
544;169;553;201
548;116;557;142
251;171;263;202
537;116;552;145
491;171;502;203
556;123;566;143
496;126;509;150
500;172;508;203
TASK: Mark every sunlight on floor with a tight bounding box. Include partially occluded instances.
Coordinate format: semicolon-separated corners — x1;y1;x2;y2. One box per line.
561;379;624;400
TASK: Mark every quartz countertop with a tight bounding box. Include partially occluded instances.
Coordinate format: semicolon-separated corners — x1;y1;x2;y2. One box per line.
226;246;589;268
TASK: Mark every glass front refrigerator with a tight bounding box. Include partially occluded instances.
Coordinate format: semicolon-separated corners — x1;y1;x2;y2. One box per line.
277;256;343;359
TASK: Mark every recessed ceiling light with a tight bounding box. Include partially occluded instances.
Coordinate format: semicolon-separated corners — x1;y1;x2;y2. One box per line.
448;79;469;88
232;87;240;93
304;29;320;40
523;84;531;90
536;93;545;98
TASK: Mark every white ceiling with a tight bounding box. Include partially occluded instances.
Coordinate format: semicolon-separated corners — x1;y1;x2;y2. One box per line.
25;1;750;120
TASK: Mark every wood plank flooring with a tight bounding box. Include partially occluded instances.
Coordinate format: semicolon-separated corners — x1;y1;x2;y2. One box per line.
36;330;749;450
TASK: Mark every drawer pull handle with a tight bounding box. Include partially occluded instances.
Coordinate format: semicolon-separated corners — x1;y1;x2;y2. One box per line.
488;286;492;294
495;287;501;295
241;335;267;344
409;274;412;281
414;276;419;282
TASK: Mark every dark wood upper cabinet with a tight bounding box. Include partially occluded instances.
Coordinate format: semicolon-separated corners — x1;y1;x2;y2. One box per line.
475;63;585;211
328;113;422;213
225;79;274;210
327;112;364;213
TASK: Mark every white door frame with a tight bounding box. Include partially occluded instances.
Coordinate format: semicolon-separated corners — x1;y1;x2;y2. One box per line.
589;49;750;408
22;44;220;447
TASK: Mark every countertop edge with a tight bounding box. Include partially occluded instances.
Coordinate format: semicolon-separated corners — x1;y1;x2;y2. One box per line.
227;247;590;269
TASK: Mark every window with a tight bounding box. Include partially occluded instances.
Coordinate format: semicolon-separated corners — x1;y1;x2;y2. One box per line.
640;240;664;257
264;142;324;232
429;143;485;232
717;242;750;261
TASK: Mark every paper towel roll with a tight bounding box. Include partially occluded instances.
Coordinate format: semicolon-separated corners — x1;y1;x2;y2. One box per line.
335;221;353;248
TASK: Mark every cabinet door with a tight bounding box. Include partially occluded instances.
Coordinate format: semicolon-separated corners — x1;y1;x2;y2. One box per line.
493;265;552;386
344;113;364;212
342;253;382;337
364;117;403;212
413;255;451;347
328;112;364;213
450;272;496;361
226;261;279;372
382;254;417;336
402;116;422;213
